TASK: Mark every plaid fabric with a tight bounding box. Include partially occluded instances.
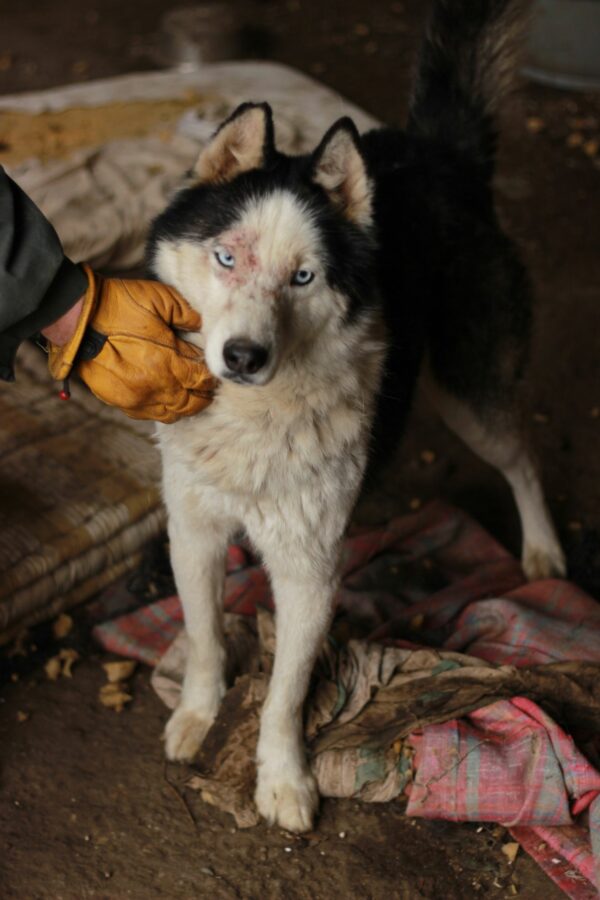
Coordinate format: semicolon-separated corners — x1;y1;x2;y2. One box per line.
512;822;600;900
408;700;600;893
92;501;600;897
444;581;600;665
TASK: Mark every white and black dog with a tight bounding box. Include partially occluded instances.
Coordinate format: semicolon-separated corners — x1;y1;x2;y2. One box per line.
148;0;565;833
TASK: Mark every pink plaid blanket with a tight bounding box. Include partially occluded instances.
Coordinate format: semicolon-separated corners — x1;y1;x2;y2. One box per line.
93;501;600;898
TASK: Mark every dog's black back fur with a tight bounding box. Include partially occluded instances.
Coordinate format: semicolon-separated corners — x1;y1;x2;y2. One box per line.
365;0;532;461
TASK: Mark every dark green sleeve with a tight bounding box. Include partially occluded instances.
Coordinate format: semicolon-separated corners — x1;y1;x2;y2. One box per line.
0;167;88;381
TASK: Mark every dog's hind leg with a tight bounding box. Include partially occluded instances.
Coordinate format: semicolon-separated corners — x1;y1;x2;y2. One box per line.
422;214;565;580
163;501;233;762
425;374;566;581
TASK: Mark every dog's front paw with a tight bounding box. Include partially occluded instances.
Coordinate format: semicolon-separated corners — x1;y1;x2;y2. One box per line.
522;542;566;581
255;766;319;833
164;707;214;762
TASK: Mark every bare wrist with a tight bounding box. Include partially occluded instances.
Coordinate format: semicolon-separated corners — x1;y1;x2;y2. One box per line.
41;296;85;346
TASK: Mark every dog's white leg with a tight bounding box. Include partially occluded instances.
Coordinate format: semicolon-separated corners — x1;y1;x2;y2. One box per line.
427;382;566;580
503;452;566;580
254;563;336;833
163;509;231;762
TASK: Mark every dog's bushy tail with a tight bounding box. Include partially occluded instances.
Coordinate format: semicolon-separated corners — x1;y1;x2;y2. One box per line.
407;0;530;173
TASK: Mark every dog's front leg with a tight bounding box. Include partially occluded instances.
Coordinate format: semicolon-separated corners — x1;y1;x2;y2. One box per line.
254;561;337;833
163;507;232;762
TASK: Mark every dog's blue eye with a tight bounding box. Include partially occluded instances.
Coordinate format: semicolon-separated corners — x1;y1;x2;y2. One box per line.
215;249;235;268
291;269;314;286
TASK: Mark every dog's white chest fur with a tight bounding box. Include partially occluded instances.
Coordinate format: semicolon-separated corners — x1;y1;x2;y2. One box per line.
158;331;383;542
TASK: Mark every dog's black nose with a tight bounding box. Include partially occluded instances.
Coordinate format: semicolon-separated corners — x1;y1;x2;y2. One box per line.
223;339;269;376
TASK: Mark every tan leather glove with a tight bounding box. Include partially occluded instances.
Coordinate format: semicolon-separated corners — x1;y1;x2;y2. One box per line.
47;266;217;424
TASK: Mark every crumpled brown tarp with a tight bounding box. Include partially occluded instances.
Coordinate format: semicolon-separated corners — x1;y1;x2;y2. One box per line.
152;609;600;828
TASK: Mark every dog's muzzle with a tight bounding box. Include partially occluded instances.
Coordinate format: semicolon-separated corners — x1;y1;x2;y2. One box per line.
223;338;270;381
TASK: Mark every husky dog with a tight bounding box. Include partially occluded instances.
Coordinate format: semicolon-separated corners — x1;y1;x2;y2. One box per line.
148;0;565;833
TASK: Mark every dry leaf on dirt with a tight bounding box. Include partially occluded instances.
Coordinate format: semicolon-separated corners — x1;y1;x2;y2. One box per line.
532;412;550;424
102;660;137;683
526;116;545;134
16;710;29;723
501;842;520;865
567;132;584;148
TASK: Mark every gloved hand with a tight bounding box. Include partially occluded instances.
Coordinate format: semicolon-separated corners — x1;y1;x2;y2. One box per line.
47;266;217;424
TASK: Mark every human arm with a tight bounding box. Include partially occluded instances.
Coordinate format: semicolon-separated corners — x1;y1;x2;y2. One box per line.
0;166;88;381
0;168;216;422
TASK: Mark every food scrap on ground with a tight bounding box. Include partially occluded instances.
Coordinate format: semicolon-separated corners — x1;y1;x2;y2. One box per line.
44;648;79;680
98;658;137;712
98;682;132;713
52;613;73;639
102;660;137;684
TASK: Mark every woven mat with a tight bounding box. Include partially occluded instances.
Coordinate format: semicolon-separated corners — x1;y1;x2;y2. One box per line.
0;343;163;643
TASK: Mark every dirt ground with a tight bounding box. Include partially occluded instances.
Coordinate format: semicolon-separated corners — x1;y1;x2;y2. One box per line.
1;1;599;898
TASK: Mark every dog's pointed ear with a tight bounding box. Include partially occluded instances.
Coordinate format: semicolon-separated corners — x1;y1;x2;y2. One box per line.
310;118;372;226
192;102;274;185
